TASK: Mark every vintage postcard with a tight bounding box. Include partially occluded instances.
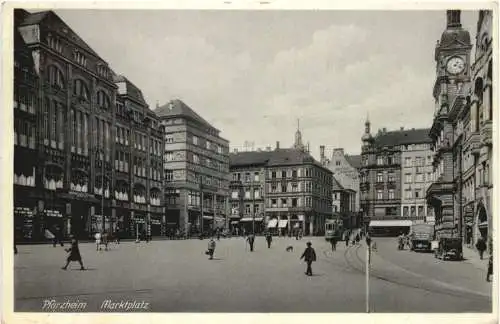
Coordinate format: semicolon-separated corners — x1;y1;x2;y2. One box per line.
2;0;498;323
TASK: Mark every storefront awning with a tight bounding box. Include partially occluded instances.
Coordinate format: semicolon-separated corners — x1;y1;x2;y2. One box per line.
369;220;413;227
267;219;278;228
231;221;239;225
278;220;288;228
240;217;263;222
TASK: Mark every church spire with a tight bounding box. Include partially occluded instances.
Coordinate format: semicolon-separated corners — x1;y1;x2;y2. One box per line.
294;118;305;151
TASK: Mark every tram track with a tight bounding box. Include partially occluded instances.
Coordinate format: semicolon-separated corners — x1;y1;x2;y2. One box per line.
337;244;490;301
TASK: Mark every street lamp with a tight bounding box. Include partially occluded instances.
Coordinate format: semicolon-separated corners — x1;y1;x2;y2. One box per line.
96;147;105;234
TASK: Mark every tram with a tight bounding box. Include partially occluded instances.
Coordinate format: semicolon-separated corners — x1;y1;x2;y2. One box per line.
325;219;342;241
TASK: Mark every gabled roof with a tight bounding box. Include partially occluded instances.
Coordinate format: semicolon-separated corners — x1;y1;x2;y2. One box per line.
155;99;215;130
373;128;432;148
113;73;147;105
230;148;330;172
345;155;361;169
19;10;101;59
332;176;344;191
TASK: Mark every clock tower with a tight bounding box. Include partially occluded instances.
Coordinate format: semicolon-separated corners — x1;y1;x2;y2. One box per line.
427;10;472;239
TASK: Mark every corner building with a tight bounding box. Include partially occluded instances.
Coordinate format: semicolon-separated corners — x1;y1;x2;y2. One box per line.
156;100;230;235
13;10;164;241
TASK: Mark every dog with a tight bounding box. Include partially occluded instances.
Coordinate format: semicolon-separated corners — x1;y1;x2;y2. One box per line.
285;246;294;252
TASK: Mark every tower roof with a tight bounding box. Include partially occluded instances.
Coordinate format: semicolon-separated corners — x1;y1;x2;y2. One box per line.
440;10;471;47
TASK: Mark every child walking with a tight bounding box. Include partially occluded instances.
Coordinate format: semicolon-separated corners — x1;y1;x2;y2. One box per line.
62;237;85;270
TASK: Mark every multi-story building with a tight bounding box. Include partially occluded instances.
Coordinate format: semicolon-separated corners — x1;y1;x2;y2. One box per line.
429;10;493;248
13;9;164;241
113;74;164;239
323;147;361;230
156;99;230;235
360;118;433;233
230;128;333;236
427;10;473;241
400;141;435;223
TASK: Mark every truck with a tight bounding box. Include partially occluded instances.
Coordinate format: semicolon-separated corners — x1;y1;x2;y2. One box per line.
410;223;435;252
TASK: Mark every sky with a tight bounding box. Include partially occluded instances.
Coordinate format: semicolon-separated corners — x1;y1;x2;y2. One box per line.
54;9;479;160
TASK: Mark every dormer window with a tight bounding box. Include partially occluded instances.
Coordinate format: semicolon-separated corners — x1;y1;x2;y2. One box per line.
46;34;63;53
97;90;110;110
73;50;87;67
97;64;108;78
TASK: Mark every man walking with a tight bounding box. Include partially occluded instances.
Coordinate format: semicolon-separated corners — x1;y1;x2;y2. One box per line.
207;238;216;260
300;242;317;276
265;232;273;248
345;232;350;247
330;237;337;251
476;237;487;260
247;233;255;252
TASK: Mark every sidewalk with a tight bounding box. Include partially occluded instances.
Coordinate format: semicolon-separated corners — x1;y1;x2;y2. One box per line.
462;245;489;273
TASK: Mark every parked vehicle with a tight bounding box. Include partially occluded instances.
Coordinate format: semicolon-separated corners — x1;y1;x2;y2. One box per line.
434;237;463;261
410;224;435;252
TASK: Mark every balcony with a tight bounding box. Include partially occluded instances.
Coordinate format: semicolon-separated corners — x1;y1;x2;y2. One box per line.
464;131;481;156
480;120;492;147
426;181;454;199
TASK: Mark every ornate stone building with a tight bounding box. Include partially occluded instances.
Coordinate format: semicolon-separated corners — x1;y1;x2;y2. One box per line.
156;99;230;235
427;10;473;240
13;10;164;241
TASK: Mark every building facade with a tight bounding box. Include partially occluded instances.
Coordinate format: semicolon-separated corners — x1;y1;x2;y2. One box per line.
360;118;433;230
400;142;435;223
428;10;493;248
230;136;333;236
156;99;230;235
13;10;164;241
323;148;361;230
427;10;473;240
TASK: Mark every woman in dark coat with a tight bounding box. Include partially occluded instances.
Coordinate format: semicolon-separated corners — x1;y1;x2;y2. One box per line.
62;237;85;270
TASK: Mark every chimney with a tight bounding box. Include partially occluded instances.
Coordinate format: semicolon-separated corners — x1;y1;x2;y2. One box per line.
276;141;280;150
383;127;387;133
233;148;238;153
320;145;325;164
400;126;404;131
156;101;159;109
266;146;271;151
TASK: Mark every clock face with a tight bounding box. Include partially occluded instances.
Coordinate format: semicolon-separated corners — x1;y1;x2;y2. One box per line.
446;57;465;75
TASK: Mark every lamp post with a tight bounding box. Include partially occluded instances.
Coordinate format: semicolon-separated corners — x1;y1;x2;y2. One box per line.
96;147;105;234
252;182;255;234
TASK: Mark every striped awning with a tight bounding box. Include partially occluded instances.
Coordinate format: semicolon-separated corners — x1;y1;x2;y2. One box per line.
267;219;278;228
278;220;288;228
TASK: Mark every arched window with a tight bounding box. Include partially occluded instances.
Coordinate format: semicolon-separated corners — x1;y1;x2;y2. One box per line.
73;79;89;100
47;65;65;89
97;90;110;109
475;77;484;130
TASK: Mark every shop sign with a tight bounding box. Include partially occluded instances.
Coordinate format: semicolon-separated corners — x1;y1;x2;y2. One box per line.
151;219;161;225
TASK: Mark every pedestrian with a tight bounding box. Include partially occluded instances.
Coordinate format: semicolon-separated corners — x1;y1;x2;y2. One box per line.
487;254;493;282
330;237;337;251
345;234;349;247
247;233;255;252
300;242;317;276
365;233;372;248
95;232;102;251
355;233;360;245
206;238;216;260
61;237;85;270
476;237;487;260
217;229;221;241
266;232;273;248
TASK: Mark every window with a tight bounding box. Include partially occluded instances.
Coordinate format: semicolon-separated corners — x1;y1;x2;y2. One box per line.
281;170;287;178
377;156;384;165
388;172;395;183
377;172;383;183
405;174;412;183
405;190;412;199
271;171;276;179
254;172;259;181
415;157;424;167
389;189;395;199
73;51;87;67
403;207;409;217
415;173;424;182
336;161;341;166
231;191;239;199
410;206;416;217
377;190;383;200
292;170;297;178
73;79;89;100
193;154;199;164
165;152;173;162
232;173;239;181
292;198;298;207
165;135;174;144
245;190;251;199
254;189;260;199
292;183;298;192
387;156;393;165
281;198;287;207
165;170;173;181
245;172;251;182
405;157;412;167
97;91;110;109
418;206;424;217
192;136;198;145
245;204;251;214
47;66;64;88
271;184;277;193
271;199;277;208
281;185;287;193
